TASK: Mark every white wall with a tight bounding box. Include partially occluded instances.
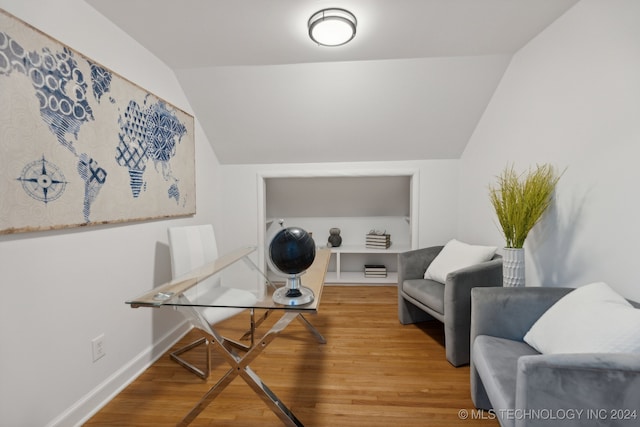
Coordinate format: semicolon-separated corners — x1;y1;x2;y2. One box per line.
218;160;459;255
0;1;222;425
9;0;638;424
458;0;640;301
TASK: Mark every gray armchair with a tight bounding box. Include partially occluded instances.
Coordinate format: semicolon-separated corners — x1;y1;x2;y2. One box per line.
471;287;640;427
397;246;503;366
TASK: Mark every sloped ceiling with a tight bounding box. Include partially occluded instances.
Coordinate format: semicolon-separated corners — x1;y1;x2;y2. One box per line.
86;0;579;164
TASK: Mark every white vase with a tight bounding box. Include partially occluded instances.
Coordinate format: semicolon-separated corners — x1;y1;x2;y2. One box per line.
503;247;525;287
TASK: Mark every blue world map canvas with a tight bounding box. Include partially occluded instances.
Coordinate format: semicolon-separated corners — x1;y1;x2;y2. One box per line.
0;9;196;234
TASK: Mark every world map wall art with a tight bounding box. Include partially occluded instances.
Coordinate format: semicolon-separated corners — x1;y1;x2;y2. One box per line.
0;9;196;234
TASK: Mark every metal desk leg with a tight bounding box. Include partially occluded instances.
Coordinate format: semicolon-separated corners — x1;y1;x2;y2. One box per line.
177;366;239;426
297;314;326;344
178;311;320;426
240;364;305;426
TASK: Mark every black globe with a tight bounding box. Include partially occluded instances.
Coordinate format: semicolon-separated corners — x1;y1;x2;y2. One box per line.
269;227;316;275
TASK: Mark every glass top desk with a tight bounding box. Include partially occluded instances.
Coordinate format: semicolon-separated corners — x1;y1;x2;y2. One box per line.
126;246;331;426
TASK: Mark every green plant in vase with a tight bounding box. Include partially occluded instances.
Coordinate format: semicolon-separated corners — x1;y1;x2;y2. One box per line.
489;164;561;286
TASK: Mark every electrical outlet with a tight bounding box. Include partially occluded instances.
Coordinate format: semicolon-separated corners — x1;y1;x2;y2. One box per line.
92;334;106;362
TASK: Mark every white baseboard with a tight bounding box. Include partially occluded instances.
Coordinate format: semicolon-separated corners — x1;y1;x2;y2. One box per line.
46;320;192;427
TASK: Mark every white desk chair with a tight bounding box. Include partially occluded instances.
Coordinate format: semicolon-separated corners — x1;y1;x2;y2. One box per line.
168;224;258;379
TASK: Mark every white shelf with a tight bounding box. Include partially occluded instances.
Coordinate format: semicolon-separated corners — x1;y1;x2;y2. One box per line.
326;244;407;285
329;244;410;254
261;172;419;287
325;271;398;285
268;271;397;285
267;244;405;285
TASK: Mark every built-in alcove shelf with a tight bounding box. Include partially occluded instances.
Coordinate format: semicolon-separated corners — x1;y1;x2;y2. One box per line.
259;171;419;286
266;241;410;285
325;244;411;284
266;215;411;284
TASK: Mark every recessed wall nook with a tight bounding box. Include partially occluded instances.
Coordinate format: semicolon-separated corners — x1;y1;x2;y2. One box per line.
257;170;419;285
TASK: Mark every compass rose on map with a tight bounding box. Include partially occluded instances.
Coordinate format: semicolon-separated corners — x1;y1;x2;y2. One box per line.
17;156;68;204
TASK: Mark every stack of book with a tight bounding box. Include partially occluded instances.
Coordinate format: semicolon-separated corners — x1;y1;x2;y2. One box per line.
364;264;387;278
366;233;391;249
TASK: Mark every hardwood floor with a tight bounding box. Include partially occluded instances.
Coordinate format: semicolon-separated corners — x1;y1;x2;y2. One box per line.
85;286;497;426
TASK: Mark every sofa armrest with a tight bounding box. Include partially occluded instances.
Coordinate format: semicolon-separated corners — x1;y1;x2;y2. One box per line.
470;287;573;344
514;353;640;427
442;257;503;366
397;246;443;283
445;257;503;315
397;246;444;325
471;286;585;411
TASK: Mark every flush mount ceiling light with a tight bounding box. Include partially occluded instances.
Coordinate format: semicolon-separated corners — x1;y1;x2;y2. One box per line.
308;8;357;47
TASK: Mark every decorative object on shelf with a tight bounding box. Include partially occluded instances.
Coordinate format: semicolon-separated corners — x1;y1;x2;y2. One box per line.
269;226;316;305
0;9;195;235
364;264;387;278
489;164;562;287
366;230;391;249
327;227;342;247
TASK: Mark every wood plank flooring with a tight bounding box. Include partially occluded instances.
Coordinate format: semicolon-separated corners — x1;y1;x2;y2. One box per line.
85;286;497;426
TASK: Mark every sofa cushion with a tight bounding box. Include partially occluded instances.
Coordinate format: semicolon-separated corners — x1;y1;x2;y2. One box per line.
524;282;640;354
424;239;497;283
403;279;445;314
472;335;539;415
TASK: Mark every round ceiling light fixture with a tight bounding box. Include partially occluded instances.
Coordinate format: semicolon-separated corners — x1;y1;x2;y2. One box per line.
308;8;357;47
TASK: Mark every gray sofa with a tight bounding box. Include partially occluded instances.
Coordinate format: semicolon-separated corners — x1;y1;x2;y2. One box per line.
471;287;640;427
397;246;503;366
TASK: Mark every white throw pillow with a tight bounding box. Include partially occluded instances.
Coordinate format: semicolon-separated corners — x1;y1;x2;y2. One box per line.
424;239;497;283
524;282;640;354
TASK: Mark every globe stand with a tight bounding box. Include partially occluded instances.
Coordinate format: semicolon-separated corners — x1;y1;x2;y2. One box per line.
273;274;315;306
